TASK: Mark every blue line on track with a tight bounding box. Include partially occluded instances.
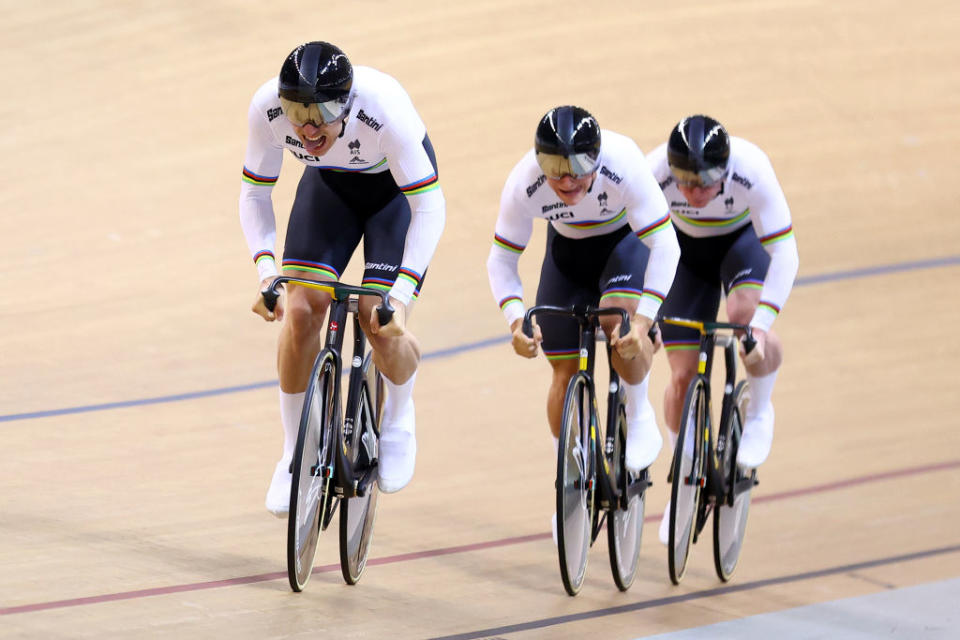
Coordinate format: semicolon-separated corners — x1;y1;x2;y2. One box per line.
2;255;958;424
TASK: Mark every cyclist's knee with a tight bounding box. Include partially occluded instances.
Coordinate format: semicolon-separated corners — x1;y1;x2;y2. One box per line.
284;295;329;342
727;288;759;326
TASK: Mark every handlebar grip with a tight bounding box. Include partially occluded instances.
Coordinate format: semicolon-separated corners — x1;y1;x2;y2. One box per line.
619;314;631;339
262;288;279;313
647;323;659;343
521;316;533;338
742;332;757;355
376;303;395;328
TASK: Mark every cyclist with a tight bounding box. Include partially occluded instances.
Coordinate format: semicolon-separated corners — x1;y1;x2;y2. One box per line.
239;41;445;515
487;105;680;488
647;115;799;543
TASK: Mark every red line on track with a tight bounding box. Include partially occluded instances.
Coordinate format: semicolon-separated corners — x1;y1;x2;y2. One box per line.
2;460;956;616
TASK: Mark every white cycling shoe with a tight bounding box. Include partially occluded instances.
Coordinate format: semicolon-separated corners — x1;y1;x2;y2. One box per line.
625;401;663;473
265;458;292;518
737;405;774;468
378;399;417;494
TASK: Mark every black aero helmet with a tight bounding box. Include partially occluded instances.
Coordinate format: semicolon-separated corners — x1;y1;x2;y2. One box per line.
534;106;601;179
278;41;354;125
667;115;730;187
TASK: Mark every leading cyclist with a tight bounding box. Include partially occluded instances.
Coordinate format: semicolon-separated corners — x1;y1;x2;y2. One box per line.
239;42;445;515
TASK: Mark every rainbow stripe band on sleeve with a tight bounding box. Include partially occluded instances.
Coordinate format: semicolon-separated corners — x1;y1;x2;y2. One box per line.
242;167;278;187
641;288;666;305
281;259;340;281
253;250;275;265
493;234;525;254
635;213;672;240
757;301;781;316
760;225;794;245
499;295;523;311
399;173;439;196
397;267;422;289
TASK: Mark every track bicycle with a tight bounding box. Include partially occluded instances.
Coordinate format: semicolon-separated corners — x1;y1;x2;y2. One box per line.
523;305;654;596
263;276;392;592
661;316;759;585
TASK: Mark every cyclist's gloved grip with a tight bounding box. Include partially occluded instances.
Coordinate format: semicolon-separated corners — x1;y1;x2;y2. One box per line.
262;288;279;313
376;303;394;328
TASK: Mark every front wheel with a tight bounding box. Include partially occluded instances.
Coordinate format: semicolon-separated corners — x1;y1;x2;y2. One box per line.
339;354;382;585
287;351;339;592
668;376;706;585
713;380;752;581
607;404;645;591
556;374;595;596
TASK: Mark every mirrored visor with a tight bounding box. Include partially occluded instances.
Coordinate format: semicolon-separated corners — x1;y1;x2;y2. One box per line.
669;165;727;188
536;151;600;179
279;94;354;127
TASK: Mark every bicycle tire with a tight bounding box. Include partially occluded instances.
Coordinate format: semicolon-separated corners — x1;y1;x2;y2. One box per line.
607;404;645;591
713;379;752;581
287;350;338;592
339;354;381;585
668;376;706;585
556;374;595;596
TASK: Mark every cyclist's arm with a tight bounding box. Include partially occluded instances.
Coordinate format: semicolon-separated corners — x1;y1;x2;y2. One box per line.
747;157;799;332
380;96;445;307
623;151;681;322
239;96;285;282
486;180;533;328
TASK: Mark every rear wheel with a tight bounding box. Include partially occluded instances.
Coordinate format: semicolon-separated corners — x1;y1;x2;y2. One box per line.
607;404;645;591
713;380;752;581
556;374;595;596
339;354;381;585
668;376;706;585
287;351;339;592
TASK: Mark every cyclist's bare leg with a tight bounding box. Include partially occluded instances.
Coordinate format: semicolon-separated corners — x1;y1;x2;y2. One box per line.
599;296;662;471
357;295;422;493
547;358;579;438
357;296;421;385
726;288;782;376
726;286;781;466
277;270;335;392
663;349;699;435
266;269;334;516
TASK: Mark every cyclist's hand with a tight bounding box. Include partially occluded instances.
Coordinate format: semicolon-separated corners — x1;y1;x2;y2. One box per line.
610;313;654;361
252;276;283;322
510;317;541;358
740;328;766;367
370;297;405;337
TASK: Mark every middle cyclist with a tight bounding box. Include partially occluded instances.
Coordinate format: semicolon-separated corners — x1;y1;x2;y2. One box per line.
487;105;680;485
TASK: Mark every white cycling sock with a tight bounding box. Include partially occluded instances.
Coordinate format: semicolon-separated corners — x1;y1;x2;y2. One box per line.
382;370;417;434
746;368;779;419
622;371;654;422
279;390;305;461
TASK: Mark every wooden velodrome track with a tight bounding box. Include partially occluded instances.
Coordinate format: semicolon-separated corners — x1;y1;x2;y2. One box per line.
2;1;959;637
